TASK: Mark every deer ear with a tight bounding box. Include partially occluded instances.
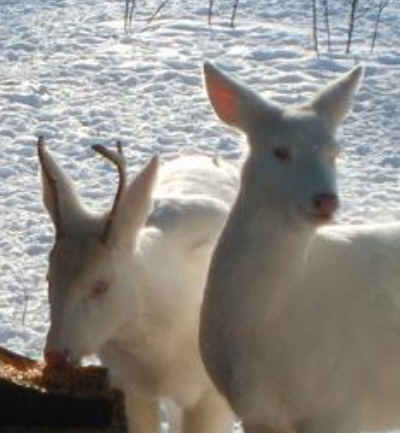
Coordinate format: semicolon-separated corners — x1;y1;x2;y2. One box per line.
203;62;281;133
203;62;242;127
311;65;363;131
107;155;159;249
37;137;84;238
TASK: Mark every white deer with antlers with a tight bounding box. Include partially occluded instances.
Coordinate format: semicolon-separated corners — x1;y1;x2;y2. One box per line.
39;136;236;433
200;62;400;433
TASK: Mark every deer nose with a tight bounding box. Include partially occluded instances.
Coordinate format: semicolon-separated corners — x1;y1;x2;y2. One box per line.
312;193;339;221
44;349;70;368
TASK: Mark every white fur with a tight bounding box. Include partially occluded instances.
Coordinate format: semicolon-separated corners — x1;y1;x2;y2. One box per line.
199;63;400;433
41;144;237;433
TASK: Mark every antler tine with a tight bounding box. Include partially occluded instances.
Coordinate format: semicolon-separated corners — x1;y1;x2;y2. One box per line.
92;142;128;244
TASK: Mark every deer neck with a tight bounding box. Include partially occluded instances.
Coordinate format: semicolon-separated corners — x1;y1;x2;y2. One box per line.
206;185;315;323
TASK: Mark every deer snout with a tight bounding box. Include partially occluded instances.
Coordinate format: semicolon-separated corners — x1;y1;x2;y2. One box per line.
44;326;70;367
312;193;339;223
44;349;71;368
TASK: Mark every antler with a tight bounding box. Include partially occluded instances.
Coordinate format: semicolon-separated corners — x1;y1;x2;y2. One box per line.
92;141;127;244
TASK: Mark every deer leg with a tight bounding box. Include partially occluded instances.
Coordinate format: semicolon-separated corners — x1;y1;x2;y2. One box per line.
242;423;284;433
182;390;234;433
124;387;160;433
162;399;183;433
296;412;358;433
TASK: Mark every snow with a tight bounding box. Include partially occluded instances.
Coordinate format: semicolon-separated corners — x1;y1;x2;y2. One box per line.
0;0;399;364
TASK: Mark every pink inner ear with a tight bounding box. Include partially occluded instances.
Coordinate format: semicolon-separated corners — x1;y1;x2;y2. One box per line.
208;76;238;125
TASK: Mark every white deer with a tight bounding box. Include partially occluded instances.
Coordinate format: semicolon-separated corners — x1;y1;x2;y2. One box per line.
39;137;237;433
200;62;400;433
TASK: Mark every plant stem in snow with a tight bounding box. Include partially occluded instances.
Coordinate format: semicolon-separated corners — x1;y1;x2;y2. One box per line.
230;0;240;27
209;0;214;25
322;0;331;53
312;0;319;55
22;286;28;327
124;0;136;33
346;0;359;54
147;0;171;25
370;0;390;54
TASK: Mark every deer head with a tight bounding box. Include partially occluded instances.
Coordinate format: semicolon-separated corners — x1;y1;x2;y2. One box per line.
203;63;363;227
39;137;159;366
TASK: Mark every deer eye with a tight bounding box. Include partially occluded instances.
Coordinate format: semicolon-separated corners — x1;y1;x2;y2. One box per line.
90;280;109;298
273;147;291;163
327;149;339;164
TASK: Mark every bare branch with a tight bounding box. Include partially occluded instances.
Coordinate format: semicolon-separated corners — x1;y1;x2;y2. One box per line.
322;0;332;53
312;0;319;55
230;0;240;28
22;285;28;327
346;0;359;54
147;0;171;25
370;0;390;53
208;0;214;25
124;0;136;33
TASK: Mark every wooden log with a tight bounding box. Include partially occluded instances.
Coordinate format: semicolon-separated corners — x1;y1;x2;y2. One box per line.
0;346;126;431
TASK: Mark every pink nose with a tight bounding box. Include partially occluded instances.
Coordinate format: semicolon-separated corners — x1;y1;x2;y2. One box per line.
44;350;69;368
312;193;339;220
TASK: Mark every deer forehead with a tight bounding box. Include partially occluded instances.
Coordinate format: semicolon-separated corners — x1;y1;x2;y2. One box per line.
251;108;338;155
48;236;111;296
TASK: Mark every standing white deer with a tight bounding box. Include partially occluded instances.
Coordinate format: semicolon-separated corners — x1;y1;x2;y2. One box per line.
200;62;400;433
39;137;237;433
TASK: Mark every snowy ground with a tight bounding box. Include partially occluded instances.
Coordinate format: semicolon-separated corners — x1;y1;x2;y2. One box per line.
0;0;399;360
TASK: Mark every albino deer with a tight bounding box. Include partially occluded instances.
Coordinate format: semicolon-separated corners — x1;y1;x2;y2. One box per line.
39;137;237;433
200;62;400;433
